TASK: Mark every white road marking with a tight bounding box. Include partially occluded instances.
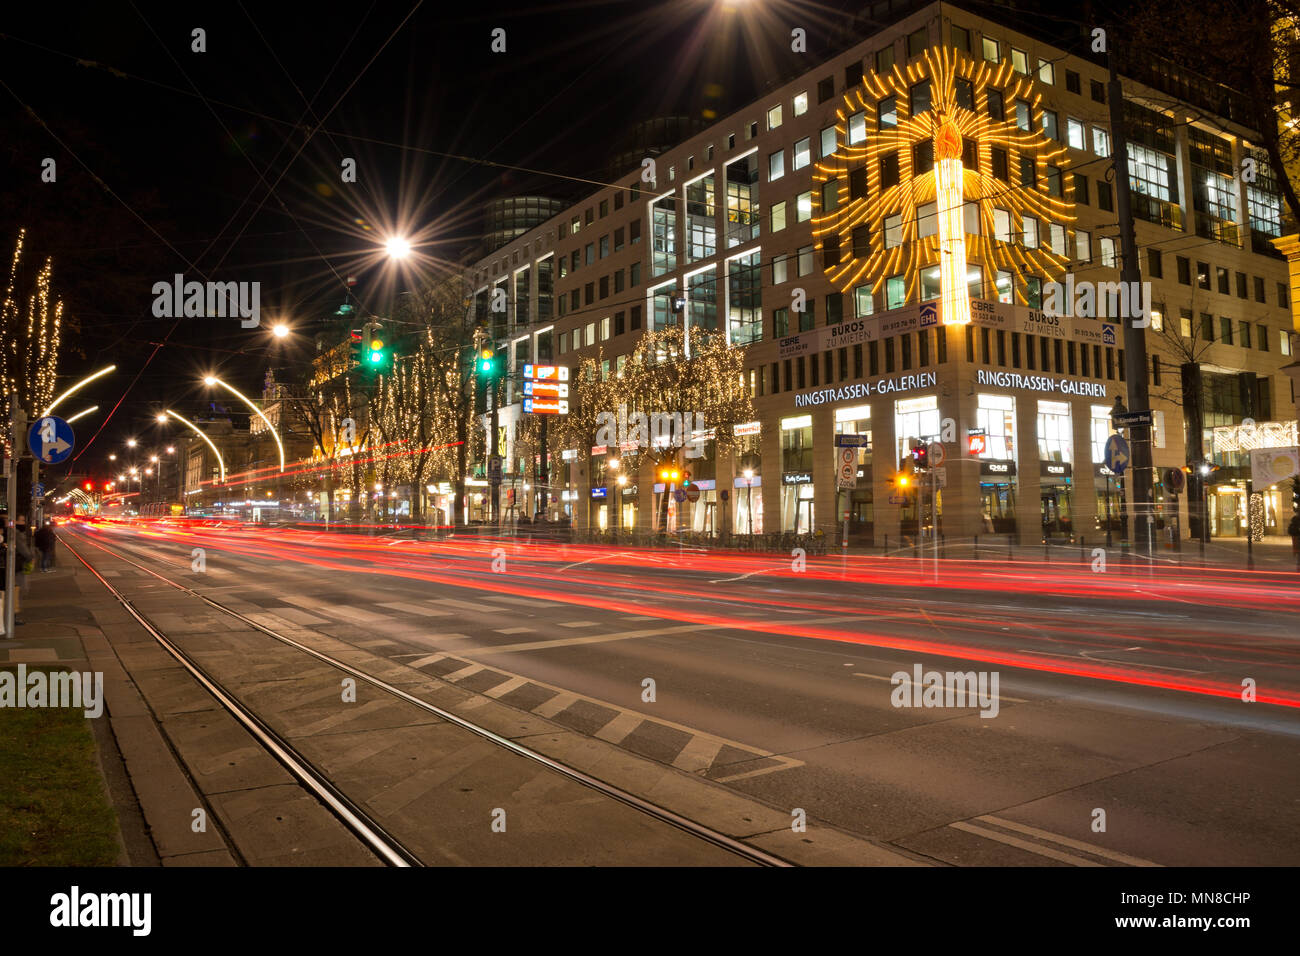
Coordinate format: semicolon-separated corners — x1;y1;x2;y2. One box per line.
533;691;580;718
494;627;534;635
949;821;1103;866
851;672;1030;703
976;815;1161;867
709;567;783;583
593;710;645;744
559;552;631;571
377;601;452;617
472;623;711;654
557;620;598;629
672;734;726;773
441;662;485;682
430;597;510;613
409;653;448;668
483;675;529;699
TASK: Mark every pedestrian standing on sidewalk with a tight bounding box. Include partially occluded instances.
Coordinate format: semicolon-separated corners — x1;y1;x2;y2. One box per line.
1288;511;1300;564
34;520;56;572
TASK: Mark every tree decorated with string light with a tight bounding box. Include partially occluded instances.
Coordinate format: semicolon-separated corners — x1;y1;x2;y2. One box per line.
1;228;63;448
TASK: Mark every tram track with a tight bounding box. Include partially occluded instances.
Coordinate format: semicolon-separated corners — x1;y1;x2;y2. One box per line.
65;531;792;867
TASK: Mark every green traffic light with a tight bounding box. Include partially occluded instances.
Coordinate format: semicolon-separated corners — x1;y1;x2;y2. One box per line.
370;351;384;364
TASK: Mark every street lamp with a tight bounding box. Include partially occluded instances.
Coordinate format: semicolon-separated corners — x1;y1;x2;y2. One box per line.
44;365;116;416
272;323;290;338
163;409;226;484
126;439;137;448
203;375;285;472
385;236;412;260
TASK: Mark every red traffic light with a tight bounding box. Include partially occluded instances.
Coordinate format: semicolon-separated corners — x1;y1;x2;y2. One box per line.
84;482;94;491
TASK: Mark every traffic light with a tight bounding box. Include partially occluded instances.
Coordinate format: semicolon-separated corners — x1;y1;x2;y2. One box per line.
84;481;94;491
681;470;692;487
478;347;500;377
364;323;390;368
657;466;681;484
911;444;928;469
349;329;363;366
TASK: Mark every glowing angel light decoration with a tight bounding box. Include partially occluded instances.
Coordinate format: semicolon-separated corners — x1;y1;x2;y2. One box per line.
812;46;1076;322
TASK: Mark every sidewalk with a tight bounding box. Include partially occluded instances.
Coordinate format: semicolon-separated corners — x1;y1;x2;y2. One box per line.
0;553;232;866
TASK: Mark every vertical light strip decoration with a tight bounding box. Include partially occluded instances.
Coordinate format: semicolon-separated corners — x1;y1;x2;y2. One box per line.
812;46;1076;308
934;120;971;325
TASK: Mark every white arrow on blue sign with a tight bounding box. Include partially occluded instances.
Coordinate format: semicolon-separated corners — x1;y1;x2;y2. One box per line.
28;416;75;464
1104;433;1130;475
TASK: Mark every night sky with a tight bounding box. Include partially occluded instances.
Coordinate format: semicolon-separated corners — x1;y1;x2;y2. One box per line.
1;0;1104;480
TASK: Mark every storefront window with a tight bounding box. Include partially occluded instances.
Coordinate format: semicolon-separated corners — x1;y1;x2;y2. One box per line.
781;415;814;533
835;405;873;541
1089;404;1111;461
1037;400;1072;462
975;393;1015;458
734;421;763;535
894;396;940;464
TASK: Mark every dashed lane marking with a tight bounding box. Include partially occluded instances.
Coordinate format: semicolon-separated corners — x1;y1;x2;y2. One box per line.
557;620;599;629
975;815;1162;867
376;601;453;617
494;627;535;635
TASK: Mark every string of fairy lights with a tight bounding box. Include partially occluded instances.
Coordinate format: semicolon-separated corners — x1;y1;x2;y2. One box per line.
0;228;62;436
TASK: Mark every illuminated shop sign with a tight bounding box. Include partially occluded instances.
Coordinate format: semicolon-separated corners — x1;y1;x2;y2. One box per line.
782;472;813;485
1040;462;1073;477
976;369;1107;398
591;487;608;498
980;460;1017;476
795;371;937;407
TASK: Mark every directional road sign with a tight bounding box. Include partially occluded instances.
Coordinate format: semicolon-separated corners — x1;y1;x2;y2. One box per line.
888;495;909;505
1113;410;1153;428
1104;433;1131;476
834;433;870;448
28;415;75;464
673;489;687;503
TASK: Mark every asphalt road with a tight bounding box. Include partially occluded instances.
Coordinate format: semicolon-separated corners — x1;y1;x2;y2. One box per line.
65;519;1300;866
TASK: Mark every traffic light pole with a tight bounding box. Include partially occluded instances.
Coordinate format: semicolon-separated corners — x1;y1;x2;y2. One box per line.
1109;50;1156;559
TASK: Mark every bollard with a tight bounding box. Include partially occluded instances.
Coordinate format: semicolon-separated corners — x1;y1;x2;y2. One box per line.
1045;540;1050;562
884;533;888;554
1080;535;1086;565
1008;534;1014;561
974;534;979;561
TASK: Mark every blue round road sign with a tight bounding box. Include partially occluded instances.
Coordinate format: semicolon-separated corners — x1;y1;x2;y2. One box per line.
28;415;75;464
1104;433;1130;476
